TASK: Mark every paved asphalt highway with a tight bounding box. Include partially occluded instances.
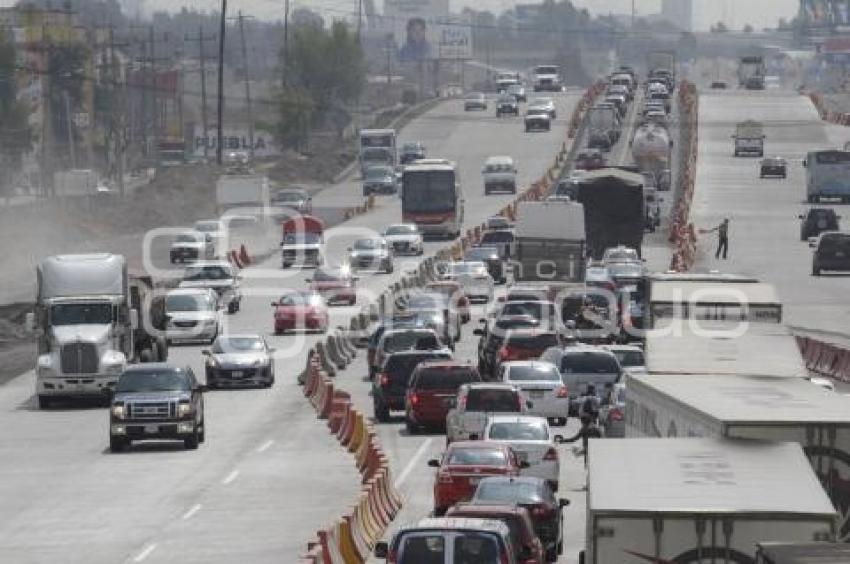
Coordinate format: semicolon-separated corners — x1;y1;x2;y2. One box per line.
0;91;581;563
692;88;850;341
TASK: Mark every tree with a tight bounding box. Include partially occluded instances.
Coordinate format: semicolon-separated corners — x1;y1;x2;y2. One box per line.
0;31;31;195
710;21;729;33
291;7;324;30
743;23;754;33
275;86;314;150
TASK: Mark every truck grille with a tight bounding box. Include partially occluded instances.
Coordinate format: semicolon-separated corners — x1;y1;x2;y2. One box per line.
129;401;175;420
60;342;98;374
173;320;198;328
392;241;409;251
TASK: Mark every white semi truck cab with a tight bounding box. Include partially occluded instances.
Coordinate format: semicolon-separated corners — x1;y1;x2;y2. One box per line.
27;254;159;408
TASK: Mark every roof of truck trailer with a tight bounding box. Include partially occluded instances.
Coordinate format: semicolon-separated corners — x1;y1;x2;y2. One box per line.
576;167;644;186
588;438;836;516
629;373;850;425
650;280;780;305
646;321;805;378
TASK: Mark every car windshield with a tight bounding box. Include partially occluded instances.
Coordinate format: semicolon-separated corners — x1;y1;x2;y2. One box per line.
465;389;519;412
278;293;321;306
116;369;191;393
487;217;510;229
402;143;421;152
194;222;221;233
365;168;391;181
362;147;391;162
501;302;550;320
498;95;516;103
386;353;448;376
406;294;446;309
488;421;549;441
447;447;507;466
815;151;850;164
506;363;561;382
354;238;382;250
183;265;232;281
605;249;637;261
465;247;498;261
166;293;216;312
612;349;644;367
416;367;479;390
494;317;539;331
481;231;514;243
313;269;345;282
283;232;322;244
475;480;543;503
507;85;522;93
273;192;304;202
51;303;112;325
175;233;200;243
466;93;484;100
212;337;264;353
527;108;548;116
386;224;417;235
402;170;456;213
397;534;446;562
384;331;440;352
450;263;488;277
505;333;558;350
535;66;557;74
561;352;619;374
820;234;850;252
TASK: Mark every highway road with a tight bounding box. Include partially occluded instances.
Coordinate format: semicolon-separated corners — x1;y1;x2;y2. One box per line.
0;91;581;563
692;88;850;341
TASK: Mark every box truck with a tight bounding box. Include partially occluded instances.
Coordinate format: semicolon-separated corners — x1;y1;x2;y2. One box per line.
513;200;585;283
582;438;837;564
577;168;644;260
626;373;850;540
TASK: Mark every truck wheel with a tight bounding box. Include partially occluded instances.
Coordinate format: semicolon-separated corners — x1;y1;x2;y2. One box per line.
184;427;200;449
228;301;237;314
37;395;52;409
199;421;206;443
109;437;128;453
405;417;419;435
139;349;154;363
157;338;169;361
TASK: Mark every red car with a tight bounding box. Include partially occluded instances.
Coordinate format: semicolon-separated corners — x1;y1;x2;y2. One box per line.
271;290;329;334
425;280;471;323
405;361;481;433
428;441;525;516
446;503;546;564
497;329;559;365
308;267;357;306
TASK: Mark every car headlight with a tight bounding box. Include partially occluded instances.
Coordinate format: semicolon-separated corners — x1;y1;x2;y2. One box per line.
111;404;126;419
177;403;193;417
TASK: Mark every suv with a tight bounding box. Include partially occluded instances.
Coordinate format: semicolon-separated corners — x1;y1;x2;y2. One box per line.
496;330;560;373
524;107;551;132
800;208;840;241
811;231;850;276
372;327;447;379
170;230;214;264
446;382;529;443
405;360;481;433
496;94;519;117
373;350;453;422
178;260;242;313
482;156;517;195
109;364;207;452
374;517;516;563
540;345;622;414
475;315;542;379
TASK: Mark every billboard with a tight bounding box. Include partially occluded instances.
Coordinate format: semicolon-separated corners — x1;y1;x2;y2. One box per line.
192;125;280;159
384;0;471;61
800;0;850;28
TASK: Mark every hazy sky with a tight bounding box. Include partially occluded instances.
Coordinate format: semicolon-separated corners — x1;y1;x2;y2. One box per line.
118;0;801;31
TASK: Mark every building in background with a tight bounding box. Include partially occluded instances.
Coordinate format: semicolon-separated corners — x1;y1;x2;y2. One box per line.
661;0;693;31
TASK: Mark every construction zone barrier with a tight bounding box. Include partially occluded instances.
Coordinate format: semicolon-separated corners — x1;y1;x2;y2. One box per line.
668;80;700;273
797;336;850;383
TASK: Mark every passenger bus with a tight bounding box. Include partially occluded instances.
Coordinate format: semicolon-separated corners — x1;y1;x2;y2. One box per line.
401;160;463;239
804;149;850;202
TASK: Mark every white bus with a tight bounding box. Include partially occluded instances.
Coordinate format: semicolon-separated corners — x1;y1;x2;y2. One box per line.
804;149;850;203
401;161;463;239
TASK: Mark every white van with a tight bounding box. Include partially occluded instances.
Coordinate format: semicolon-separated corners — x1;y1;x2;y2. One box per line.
482;156;517;195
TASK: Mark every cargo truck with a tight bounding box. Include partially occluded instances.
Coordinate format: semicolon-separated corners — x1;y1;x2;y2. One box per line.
26;254;168;408
215;173;270;217
359;128;397;176
626;373;850;540
645;321;807;378
513;200;585;283
582;438;837;564
733;120;765;157
577;168;644;260
738;55;766;89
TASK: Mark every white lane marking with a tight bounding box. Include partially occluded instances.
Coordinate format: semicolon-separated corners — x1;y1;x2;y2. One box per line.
257;439;274;453
222;469;239;485
133;543;157;562
182;504;202;520
395;438;433;489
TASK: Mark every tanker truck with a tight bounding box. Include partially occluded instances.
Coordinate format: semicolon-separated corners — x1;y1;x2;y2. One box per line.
26;254;168;408
631;122;672;191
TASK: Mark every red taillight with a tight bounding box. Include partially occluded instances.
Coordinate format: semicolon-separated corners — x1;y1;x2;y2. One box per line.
556;385;569;398
543;447;558;461
499;346;511;361
610;407;624;421
409;393;419;406
531;504;554;518
458;395;466;410
379;373;390;387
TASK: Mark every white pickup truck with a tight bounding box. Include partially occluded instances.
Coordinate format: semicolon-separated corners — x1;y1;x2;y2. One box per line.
445;383;530;443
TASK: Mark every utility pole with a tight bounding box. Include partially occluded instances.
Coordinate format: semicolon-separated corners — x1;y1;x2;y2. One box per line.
63;90;77;168
233;11;255;161
282;0;290;88
631;0;636;29
185;27;216;159
357;0;363;40
216;0;228;165
40;22;52;197
104;25;129;195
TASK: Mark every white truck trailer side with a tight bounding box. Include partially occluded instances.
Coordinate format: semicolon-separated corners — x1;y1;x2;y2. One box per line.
626;373;850;540
584;438;837;564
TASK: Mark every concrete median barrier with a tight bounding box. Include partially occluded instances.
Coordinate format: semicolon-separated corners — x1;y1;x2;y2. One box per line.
315;341;337;378
326;336;348;370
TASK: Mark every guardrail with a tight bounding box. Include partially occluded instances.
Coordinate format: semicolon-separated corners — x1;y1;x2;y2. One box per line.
797;336;850;383
669;80;699;272
807;91;850;127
